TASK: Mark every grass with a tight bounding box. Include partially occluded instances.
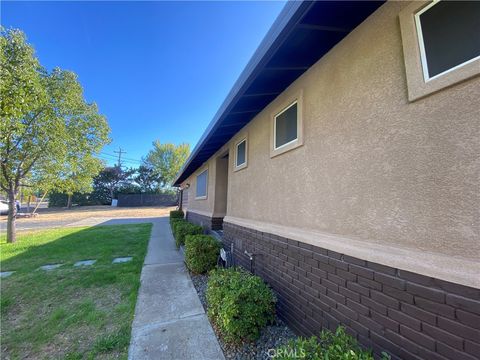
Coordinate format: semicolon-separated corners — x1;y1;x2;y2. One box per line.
0;223;152;360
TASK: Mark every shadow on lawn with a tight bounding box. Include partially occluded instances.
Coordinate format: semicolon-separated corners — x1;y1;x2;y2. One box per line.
0;218;156;273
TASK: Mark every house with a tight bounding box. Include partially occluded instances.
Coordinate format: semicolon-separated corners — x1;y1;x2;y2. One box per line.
174;1;480;359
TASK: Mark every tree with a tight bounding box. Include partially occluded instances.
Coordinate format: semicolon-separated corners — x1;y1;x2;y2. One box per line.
143;141;190;188
0;28;110;242
55;154;105;208
135;165;160;193
93;166;134;203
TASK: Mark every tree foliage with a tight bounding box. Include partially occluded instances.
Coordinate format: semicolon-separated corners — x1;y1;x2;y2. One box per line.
0;28;110;242
134;165;160;193
93;166;135;201
143;140;190;188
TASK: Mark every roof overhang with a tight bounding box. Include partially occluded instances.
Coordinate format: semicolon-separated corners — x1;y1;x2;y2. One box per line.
174;0;385;186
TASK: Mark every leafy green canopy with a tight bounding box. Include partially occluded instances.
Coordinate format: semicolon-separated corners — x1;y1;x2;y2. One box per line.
0;28;110;196
143;140;190;188
1;27;110;242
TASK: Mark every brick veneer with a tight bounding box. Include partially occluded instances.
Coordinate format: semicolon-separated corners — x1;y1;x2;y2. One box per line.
222;221;480;360
186;210;223;230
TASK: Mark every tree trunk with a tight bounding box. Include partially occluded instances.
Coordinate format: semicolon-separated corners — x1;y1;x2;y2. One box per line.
67;194;72;209
7;189;17;243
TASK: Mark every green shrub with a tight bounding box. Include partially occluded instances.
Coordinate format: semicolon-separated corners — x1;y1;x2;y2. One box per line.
273;326;391;360
169;217;184;229
206;267;276;344
170;210;184;220
185;235;221;274
169;218;183;233
173;221;202;248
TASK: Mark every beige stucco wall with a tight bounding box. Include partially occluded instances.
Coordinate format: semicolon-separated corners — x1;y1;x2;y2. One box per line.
185;1;480;261
182;163;214;216
182;144;229;217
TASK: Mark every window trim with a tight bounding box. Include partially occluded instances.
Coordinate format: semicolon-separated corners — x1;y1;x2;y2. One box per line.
270;90;304;158
399;0;480;101
195;168;208;200
234;137;248;171
273;101;299;151
414;0;480;82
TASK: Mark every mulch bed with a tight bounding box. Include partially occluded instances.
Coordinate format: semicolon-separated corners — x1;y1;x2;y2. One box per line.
190;273;297;360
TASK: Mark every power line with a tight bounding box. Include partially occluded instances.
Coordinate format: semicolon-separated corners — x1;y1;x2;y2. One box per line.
99;152;117;158
100;152;142;163
98;157;140;166
113;147;126;167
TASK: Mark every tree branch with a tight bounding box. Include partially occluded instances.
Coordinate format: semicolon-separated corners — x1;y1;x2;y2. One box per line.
11;109;46;152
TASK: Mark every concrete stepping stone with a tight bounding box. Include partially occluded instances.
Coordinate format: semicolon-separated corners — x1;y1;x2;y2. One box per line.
112;257;132;264
74;260;96;267
0;271;15;278
38;264;63;271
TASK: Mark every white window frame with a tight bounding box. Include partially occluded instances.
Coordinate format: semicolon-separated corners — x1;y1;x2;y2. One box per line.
415;0;480;82
234;137;248;171
399;1;480;101
195;169;208;200
274;101;299;151
270;90;304;158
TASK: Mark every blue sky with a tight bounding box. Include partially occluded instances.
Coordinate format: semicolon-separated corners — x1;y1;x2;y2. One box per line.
2;1;285;167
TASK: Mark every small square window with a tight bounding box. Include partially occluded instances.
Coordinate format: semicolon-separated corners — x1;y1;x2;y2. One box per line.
196;169;208;199
270;92;303;157
415;1;480;81
235;138;247;170
274;102;298;149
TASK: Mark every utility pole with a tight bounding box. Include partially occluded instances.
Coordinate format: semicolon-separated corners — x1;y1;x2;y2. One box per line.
113;147;126;167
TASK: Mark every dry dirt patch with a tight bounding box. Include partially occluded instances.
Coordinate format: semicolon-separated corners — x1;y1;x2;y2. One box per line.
1;205;175;224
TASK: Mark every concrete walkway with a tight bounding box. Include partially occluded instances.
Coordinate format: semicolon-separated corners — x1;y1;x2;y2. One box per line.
128;217;225;360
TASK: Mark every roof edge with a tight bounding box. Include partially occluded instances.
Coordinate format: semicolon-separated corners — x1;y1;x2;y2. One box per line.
173;1;311;186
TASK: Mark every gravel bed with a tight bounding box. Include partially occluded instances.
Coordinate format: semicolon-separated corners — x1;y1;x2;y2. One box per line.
190;273;297;360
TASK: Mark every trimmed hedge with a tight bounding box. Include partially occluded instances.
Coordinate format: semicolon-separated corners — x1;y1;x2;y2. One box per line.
169;210;184;220
185;235;221;274
273;326;391;360
172;220;203;248
170;217;182;234
206;267;276;344
170;218;184;230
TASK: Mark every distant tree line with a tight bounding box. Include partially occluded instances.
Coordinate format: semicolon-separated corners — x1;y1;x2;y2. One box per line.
48;141;190;207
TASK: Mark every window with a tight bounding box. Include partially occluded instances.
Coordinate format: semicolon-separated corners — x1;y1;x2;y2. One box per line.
274;102;298;149
415;1;480;81
196;169;208;199
270;91;303;157
399;1;480;101
235;138;247;170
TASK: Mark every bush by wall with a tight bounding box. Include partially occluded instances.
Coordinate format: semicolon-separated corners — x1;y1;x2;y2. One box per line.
206;267;276;344
184;235;220;274
170;218;184;245
273;326;390;360
170;210;184;220
172;221;203;248
170;218;184;230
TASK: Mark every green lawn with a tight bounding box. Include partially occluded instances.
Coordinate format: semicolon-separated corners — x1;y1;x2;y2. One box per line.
0;223;152;360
